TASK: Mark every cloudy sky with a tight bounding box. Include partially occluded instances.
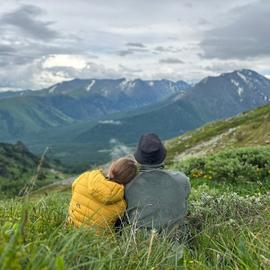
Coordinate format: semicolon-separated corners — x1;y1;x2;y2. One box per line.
1;0;270;90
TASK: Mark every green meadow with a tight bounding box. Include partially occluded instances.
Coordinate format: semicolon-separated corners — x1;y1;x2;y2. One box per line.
1;146;270;269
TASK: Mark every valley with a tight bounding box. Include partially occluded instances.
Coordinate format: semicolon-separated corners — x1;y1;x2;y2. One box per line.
18;69;270;169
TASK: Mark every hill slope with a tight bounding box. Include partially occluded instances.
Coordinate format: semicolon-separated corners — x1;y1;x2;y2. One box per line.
0;141;66;197
0;96;75;140
166;104;270;164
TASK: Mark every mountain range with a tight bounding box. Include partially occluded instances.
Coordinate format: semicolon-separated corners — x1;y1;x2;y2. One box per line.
0;78;189;140
74;69;270;144
0;69;270;169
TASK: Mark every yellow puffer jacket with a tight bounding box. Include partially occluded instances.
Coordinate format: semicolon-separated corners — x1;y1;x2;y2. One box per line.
68;170;126;230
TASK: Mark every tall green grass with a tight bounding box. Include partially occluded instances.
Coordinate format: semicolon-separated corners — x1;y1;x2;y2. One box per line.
1;146;270;269
0;187;269;269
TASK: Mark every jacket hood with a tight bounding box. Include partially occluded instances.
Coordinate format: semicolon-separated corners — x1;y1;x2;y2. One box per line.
90;170;124;205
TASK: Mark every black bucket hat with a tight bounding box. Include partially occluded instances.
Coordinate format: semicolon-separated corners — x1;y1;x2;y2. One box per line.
134;133;167;165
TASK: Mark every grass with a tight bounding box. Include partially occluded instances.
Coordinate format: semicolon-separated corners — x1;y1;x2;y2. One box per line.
1;115;270;268
166;104;270;164
0;178;270;269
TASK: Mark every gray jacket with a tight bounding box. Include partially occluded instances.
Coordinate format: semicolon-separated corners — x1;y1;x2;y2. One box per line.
125;164;191;231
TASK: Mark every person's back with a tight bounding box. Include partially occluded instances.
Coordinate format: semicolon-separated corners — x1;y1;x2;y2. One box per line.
68;158;137;231
69;170;126;229
125;133;190;231
126;165;190;230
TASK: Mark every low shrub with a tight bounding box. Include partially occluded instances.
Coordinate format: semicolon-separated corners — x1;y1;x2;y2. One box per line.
175;147;270;183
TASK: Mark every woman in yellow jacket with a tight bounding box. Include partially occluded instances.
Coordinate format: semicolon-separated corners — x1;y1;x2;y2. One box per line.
68;158;137;231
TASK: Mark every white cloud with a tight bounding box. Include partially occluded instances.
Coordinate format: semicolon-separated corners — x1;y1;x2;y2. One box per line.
200;0;270;59
42;54;88;69
32;69;71;88
99;120;122;125
0;0;269;89
109;138;133;160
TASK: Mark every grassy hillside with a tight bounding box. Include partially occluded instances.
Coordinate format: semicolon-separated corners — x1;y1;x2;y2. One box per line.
0;141;68;197
0;171;269;269
0;96;74;140
1;105;270;269
1;133;270;269
166;104;270;165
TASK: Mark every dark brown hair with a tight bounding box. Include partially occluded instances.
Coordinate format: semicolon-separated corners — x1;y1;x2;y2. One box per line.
109;157;137;185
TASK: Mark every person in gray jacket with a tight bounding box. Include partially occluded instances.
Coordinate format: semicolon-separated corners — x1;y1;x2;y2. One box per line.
125;133;191;231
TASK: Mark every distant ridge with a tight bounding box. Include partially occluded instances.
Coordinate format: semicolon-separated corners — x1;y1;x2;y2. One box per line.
75;69;270;144
0;78;190;140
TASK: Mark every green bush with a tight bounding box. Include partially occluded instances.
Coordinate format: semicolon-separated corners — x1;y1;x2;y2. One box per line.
175;147;270;183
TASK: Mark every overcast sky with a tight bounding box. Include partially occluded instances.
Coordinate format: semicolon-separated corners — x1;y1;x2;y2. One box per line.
0;0;270;90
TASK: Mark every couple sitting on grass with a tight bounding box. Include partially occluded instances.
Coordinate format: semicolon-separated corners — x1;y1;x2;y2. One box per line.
68;133;190;233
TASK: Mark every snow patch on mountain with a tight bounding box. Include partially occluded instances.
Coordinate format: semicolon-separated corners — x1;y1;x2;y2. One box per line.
237;87;244;102
169;81;176;91
237;72;249;84
86;80;95;92
49;85;57;94
231;79;240;87
120;79;136;90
